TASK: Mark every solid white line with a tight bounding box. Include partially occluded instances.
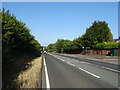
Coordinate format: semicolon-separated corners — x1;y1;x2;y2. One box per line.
43;57;50;89
78;67;100;78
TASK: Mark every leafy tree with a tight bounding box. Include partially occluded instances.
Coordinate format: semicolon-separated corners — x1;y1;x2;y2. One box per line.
47;43;56;52
2;8;43;70
73;37;83;47
62;40;82;53
79;21;113;48
47;39;82;53
55;39;66;53
47;21;114;53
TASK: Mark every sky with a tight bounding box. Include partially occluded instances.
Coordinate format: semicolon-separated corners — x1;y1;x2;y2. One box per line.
3;2;118;46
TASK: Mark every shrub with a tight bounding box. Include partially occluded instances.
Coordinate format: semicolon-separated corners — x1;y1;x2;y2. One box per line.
95;42;119;49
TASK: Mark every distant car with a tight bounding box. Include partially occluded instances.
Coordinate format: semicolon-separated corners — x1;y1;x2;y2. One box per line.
41;51;43;53
44;51;46;53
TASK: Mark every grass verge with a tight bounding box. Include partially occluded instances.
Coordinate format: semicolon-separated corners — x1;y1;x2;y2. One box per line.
13;57;43;88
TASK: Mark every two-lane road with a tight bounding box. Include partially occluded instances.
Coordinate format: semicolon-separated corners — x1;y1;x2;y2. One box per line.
44;53;119;88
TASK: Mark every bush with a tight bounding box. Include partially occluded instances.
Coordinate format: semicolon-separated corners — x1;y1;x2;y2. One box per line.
95;42;119;49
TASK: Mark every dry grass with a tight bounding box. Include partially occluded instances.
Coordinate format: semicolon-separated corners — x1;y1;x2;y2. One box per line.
14;57;42;88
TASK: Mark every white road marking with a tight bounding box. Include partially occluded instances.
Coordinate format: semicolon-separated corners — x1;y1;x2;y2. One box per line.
43;57;50;89
61;59;65;62
101;66;120;73
66;62;75;67
48;53;101;79
67;62;70;64
70;63;75;66
80;61;90;64
78;67;100;78
48;54;101;78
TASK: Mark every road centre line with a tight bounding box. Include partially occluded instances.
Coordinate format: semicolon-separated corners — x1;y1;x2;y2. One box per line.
70;63;75;66
79;61;90;64
58;57;100;78
78;67;100;78
43;57;50;89
66;62;71;64
48;53;120;79
66;62;75;66
61;59;65;62
101;66;120;73
48;54;100;79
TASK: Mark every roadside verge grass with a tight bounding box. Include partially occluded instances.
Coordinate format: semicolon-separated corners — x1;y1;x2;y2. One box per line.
14;57;43;88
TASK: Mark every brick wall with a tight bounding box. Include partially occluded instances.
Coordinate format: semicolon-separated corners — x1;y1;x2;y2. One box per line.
83;49;120;56
117;49;120;56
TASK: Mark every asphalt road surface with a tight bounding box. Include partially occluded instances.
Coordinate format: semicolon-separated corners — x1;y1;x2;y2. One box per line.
44;53;119;88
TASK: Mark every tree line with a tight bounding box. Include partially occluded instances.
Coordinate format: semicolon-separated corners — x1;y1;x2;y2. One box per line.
2;8;43;72
46;21;119;53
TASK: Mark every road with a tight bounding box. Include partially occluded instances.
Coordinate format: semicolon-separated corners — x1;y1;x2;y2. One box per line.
54;53;120;71
44;53;119;88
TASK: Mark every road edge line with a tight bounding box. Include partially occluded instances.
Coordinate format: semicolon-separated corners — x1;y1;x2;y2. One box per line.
43;57;50;89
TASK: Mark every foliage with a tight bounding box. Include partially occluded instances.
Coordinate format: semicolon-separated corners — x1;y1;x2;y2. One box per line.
62;40;82;53
47;21;114;53
47;43;56;52
54;39;64;53
76;21;114;48
2;8;43;69
95;42;120;49
47;39;82;53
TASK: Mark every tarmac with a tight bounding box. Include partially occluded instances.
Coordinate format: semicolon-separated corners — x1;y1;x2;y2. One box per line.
63;54;120;65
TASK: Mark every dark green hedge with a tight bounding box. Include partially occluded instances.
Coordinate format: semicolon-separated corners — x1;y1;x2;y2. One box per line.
2;8;43;69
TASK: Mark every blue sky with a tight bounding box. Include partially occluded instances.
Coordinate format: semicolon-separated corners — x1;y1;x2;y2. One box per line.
3;2;118;46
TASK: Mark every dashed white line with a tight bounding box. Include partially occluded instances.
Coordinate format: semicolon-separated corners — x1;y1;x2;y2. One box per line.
61;59;65;62
66;62;70;64
101;66;120;73
70;64;75;67
43;57;50;89
78;67;100;78
80;61;90;64
47;53;101;79
66;62;75;67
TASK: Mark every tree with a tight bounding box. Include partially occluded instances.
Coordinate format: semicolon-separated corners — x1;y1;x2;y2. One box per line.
47;39;82;54
2;8;43;70
47;21;114;53
47;43;56;52
79;21;113;48
63;40;82;53
55;39;66;53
